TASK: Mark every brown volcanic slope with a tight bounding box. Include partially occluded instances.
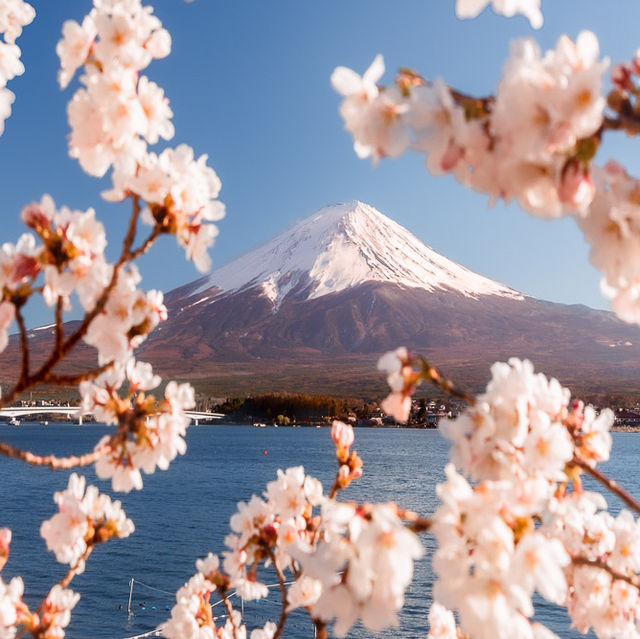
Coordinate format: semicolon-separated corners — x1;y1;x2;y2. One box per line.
5;201;640;398
135;280;640;397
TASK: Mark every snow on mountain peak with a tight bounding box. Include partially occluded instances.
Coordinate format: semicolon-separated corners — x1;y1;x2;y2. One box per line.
196;200;523;305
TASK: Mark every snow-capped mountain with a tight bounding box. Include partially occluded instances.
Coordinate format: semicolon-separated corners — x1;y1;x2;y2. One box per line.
192;200;522;308
131;200;640;396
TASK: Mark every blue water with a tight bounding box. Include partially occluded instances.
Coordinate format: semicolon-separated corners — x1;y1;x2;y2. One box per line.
0;424;637;638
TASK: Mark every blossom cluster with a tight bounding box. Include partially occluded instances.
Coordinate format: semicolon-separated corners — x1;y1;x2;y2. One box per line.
36;585;81;639
0;0;34;136
0;194;167;364
455;0;543;29
415;357;640;639
0;527;79;639
332;34;640;324
549;493;640;638
295;500;424;636
333;32;607;218
578;162;640;323
58;0;172;173
58;0;224;273
164;552;275;639
222;465;324;602
40;473;134;569
80;358;195;491
168;424;424;637
0;553;25;638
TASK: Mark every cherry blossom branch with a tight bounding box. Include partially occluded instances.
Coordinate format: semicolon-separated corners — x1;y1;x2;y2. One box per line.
418;357;475;405
221;595;240;639
127;224;162;262
0;197;140;411
571;554;640;589
313;619;328;639
0;439;111;470
602;95;640;136
408;74;640;140
0;197;151;468
267;549;289;639
58;545;94;590
0;195;146;417
397;507;433;533
571;455;640;516
49;195;142;363
44;361;114;386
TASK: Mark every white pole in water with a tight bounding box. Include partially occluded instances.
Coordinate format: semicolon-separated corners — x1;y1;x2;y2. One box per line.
127;578;134;616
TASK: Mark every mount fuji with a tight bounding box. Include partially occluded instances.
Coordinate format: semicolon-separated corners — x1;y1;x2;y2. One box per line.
7;201;640;397
188;200;523;307
132;200;640;397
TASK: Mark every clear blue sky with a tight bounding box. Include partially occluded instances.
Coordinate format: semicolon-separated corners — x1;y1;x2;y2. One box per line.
3;0;640;327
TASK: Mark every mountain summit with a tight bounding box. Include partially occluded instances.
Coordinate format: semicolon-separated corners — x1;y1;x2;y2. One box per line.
194;200;522;307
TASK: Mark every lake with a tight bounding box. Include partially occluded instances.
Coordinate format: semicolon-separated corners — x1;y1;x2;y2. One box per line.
0;424;635;638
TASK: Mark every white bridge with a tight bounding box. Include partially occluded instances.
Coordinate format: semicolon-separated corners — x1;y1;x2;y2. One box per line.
0;406;225;425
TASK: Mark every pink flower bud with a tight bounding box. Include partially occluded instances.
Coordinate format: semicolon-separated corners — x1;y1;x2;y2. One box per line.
605;159;625;179
612;64;634;92
0;528;11;558
571;399;585;426
11;254;39;282
440;140;464;172
21;203;52;231
331;420;354;448
559;161;595;212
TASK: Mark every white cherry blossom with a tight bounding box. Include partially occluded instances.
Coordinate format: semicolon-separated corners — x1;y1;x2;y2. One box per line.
455;0;543;29
40;473;134;568
0;575;23;637
38;585;80;639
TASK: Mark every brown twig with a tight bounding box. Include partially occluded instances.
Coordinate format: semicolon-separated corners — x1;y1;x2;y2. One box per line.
221;595;239;639
572;555;640;589
58;545;94;590
418;357;476;406
267;549;289;639
128;225;163;262
43;361;114;386
397;507;433;533
28;546;96;639
572;455;640;516
0;439;111;470
313;619;327;639
602;103;640;136
328;478;340;500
